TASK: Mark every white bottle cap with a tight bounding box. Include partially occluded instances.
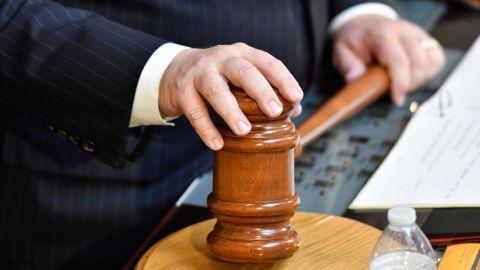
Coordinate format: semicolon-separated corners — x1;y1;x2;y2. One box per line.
387;206;416;227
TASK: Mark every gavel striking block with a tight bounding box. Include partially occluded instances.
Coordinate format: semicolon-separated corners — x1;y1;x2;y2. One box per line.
207;86;301;263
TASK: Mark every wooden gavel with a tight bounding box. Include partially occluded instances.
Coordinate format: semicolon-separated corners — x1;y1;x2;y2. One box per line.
207;65;390;263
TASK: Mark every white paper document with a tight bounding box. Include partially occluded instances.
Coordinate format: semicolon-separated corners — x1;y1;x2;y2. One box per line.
350;36;480;209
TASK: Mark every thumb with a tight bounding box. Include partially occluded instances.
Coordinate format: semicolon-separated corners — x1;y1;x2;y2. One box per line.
333;43;367;82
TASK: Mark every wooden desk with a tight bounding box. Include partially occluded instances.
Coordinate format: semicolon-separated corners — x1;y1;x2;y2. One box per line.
136;212;381;270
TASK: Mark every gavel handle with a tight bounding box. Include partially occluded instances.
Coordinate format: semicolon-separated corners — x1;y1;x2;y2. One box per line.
295;65;389;156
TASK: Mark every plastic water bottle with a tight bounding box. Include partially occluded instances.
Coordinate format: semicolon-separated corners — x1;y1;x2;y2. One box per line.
370;206;438;270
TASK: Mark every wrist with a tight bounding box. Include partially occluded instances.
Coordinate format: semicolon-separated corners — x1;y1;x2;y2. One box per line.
130;43;190;127
158;48;198;118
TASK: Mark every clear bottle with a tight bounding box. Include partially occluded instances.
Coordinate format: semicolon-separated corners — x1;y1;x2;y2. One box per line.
370;206;438;270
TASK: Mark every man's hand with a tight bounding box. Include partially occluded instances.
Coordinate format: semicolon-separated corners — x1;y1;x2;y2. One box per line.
158;42;303;151
333;15;446;106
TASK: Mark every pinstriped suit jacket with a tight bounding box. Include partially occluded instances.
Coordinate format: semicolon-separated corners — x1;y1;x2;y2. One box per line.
0;0;385;269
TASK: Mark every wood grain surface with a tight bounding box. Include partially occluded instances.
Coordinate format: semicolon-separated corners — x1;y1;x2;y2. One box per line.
136;212;381;270
207;86;301;263
297;65;389;147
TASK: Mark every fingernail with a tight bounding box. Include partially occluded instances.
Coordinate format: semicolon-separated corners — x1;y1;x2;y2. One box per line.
291;87;303;100
269;100;282;116
396;95;406;107
211;138;222;150
236;120;251;134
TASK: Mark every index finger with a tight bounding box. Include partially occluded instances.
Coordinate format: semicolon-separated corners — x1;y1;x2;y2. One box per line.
235;44;303;104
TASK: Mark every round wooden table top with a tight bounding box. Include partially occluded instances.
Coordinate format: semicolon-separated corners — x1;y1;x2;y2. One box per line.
135;212;381;270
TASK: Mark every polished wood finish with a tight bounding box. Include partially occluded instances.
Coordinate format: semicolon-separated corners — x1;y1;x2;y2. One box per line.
297;65;389;147
125;66;389;269
206;66;389;263
132;66;389;267
135;212;381;270
207;86;301;263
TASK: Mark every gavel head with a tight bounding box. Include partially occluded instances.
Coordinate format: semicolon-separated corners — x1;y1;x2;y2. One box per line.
207;85;301;263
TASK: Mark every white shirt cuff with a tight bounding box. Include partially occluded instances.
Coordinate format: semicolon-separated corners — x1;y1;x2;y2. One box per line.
329;3;399;35
129;43;190;128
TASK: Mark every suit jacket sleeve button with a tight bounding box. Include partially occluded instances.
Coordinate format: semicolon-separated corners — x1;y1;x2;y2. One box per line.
69;135;80;146
57;129;67;138
82;140;95;152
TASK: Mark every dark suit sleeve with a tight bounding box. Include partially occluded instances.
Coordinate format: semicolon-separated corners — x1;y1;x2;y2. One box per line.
0;0;167;168
330;0;392;18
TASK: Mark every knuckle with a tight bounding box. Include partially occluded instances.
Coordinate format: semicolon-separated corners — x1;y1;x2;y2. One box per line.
186;106;208;122
221;108;240;123
196;123;215;136
204;82;227;98
190;57;207;70
264;57;283;71
236;64;255;78
233;42;249;50
173;77;188;91
211;45;231;58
